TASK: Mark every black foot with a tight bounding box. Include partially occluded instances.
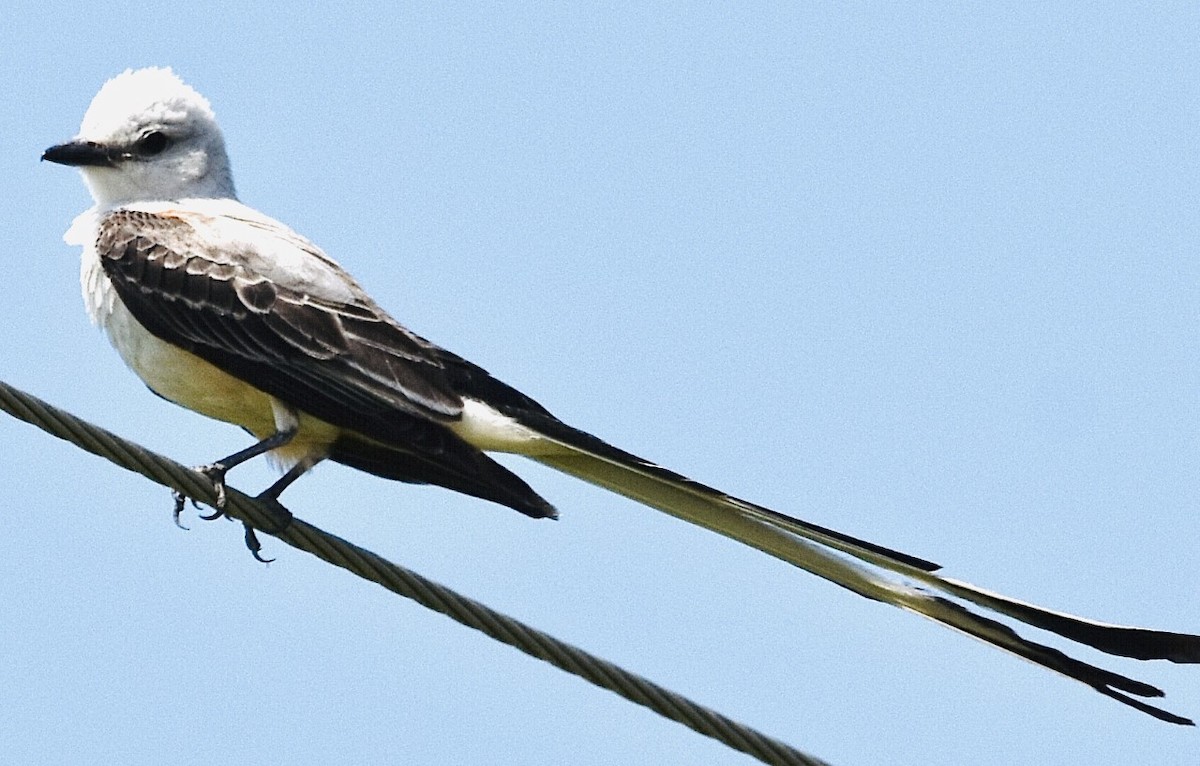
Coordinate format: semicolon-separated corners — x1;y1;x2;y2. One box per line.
240;496;294;564
243;523;274;564
255;495;295;534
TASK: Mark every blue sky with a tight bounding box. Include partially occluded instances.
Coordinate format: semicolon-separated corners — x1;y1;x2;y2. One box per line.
2;3;1199;764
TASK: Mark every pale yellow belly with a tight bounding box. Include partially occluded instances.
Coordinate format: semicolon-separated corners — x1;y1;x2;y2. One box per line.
100;294;341;469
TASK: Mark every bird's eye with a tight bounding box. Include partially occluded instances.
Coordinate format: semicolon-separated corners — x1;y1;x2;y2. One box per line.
134;131;170;156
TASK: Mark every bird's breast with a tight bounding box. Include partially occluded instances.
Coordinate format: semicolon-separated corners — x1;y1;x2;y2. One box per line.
82;245;277;435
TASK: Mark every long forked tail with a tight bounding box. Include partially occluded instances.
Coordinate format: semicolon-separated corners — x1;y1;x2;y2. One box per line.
520;415;1200;725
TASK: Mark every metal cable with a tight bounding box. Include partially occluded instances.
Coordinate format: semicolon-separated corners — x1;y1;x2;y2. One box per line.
0;378;830;766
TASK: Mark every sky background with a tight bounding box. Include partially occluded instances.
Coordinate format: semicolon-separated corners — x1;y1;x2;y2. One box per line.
2;3;1199;764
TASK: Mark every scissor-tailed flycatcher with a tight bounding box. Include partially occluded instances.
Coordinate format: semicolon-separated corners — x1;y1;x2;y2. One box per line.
44;68;1199;722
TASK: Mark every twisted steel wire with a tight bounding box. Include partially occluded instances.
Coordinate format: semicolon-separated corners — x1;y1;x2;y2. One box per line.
0;378;829;766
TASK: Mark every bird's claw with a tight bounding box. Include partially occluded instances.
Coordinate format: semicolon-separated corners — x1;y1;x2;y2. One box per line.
172;463;294;564
171;490;191;530
243;523;274;564
171;492;207;529
241;496;294;564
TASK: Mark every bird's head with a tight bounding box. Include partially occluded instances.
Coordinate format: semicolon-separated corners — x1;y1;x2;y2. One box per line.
43;67;236;207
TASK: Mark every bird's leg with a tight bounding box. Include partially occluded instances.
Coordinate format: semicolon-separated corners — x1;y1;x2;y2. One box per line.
240;457;317;563
194;424;299;519
258;459;311;503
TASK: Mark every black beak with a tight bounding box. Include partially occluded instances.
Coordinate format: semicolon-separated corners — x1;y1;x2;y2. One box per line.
42;140;118;168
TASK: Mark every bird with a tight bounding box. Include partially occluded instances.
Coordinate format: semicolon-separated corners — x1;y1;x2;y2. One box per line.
43;67;1200;723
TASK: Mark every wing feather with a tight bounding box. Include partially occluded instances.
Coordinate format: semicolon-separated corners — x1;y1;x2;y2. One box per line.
96;208;555;518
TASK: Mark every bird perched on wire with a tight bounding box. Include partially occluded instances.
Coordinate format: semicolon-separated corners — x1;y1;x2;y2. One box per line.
43;67;1200;723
